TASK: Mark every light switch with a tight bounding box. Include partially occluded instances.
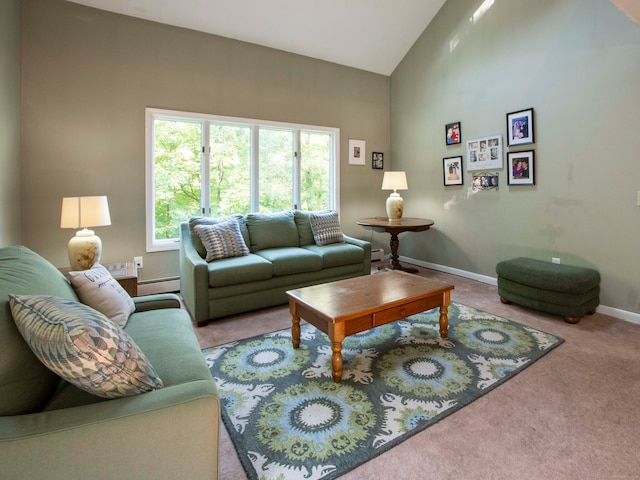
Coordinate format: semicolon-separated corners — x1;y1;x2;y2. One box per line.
637;191;640;207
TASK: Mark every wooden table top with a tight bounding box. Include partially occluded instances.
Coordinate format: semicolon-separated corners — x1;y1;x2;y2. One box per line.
286;270;453;323
356;217;434;232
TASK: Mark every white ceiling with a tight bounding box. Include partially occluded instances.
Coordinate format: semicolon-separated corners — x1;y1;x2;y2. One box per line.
65;0;447;75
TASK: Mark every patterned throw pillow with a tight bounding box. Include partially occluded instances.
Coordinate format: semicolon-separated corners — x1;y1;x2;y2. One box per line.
194;220;250;262
310;210;345;246
68;264;135;327
8;295;164;399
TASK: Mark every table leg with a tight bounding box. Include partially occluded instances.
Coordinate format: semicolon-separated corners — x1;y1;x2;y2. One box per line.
290;303;301;348
331;341;343;383
439;290;451;338
385;232;418;273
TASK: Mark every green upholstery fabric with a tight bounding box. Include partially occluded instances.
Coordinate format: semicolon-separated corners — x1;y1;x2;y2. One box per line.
256;247;322;276
0;246;220;480
496;257;600;294
496;257;600;319
245;211;299;252
303;243;365;269
179;213;371;325
293;209;316;246
208;254;273;288
0;246;76;415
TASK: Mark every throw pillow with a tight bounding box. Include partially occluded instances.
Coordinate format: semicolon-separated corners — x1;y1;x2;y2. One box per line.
194;220;250;262
245;211;299;252
188;214;250;258
68;264;135;327
310;210;345;246
8;295;164;399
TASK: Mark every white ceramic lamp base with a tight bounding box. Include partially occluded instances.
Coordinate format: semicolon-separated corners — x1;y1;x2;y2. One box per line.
68;229;102;271
386;192;404;221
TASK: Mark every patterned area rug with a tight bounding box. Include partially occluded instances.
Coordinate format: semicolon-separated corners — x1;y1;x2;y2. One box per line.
203;302;563;480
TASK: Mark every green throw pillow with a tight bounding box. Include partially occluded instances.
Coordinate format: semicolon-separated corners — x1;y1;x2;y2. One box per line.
9;294;164;399
245;211;299;252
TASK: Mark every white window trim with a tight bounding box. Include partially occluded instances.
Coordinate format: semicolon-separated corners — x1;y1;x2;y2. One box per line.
145;108;340;252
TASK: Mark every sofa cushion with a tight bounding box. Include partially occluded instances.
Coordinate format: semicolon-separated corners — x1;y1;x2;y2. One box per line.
245;211;299;252
194;220;250;262
256;248;323;276
68;264;135;327
9;294;164;399
293;210;316;246
208;253;273;287
303;243;366;268
0;246;78;416
310;210;344;246
189;215;250;259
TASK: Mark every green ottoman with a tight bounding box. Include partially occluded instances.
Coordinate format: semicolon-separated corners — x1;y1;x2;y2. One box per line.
496;257;600;324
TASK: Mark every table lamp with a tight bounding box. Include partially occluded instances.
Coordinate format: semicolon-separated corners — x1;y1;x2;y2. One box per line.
381;171;408;221
60;196;111;270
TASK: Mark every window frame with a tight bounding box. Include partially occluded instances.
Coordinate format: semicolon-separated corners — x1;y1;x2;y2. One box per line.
145;108;340;252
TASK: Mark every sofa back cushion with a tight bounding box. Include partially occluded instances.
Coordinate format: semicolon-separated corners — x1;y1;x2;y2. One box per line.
188;215;250;259
245;211;299;252
293;210;316;246
0;246;78;415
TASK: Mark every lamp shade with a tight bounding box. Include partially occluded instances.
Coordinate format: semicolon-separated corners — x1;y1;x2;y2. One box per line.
60;196;111;229
381;171;408;191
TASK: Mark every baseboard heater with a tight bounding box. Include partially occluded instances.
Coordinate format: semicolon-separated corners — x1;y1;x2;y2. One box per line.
371;248;384;262
137;277;180;296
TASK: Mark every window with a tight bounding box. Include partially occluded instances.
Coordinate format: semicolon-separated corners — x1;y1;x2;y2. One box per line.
145;108;340;251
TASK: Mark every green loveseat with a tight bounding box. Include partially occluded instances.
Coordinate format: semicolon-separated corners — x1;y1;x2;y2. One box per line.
180;210;371;326
0;246;220;480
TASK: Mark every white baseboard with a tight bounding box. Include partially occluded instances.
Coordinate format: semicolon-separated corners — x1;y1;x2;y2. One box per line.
137;277;180;296
401;256;640;325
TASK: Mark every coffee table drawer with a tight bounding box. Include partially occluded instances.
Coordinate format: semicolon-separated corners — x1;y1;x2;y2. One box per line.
373;298;428;326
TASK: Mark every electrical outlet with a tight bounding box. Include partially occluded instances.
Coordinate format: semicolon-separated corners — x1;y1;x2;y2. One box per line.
134;256;143;269
552;257;560;264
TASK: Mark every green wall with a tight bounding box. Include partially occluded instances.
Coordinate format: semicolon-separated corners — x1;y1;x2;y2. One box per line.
20;0;390;281
390;0;640;314
0;0;22;246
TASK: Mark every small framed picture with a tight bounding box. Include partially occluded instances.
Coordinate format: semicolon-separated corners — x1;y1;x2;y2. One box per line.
445;122;461;145
443;156;463;185
506;108;534;146
507;150;535;186
348;139;366;165
472;172;499;191
372;152;384;169
466;134;502;171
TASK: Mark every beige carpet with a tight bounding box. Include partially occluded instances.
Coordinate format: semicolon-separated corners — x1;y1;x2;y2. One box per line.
193;264;640;480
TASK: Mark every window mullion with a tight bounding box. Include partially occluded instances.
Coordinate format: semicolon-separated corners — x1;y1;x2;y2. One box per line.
250;125;260;212
293;130;301;210
201;121;211;216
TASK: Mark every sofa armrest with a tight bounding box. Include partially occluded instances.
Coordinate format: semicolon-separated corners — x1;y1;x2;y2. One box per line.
133;293;181;312
179;222;210;325
0;382;220;480
344;235;372;275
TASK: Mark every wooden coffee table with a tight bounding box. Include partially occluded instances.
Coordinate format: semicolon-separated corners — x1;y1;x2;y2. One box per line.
286;271;454;382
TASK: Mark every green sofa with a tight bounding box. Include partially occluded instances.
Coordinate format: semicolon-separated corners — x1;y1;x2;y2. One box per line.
180;210;371;326
0;246;220;480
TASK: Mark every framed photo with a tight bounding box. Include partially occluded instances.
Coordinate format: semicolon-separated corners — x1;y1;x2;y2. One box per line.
466;135;503;171
443;156;463;185
507;150;535;186
372;152;384;169
445;122;461;145
506;108;534;146
348;139;366;165
472;172;499;191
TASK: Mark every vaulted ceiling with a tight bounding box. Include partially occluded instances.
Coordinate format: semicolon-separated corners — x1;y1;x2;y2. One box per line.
65;0;447;75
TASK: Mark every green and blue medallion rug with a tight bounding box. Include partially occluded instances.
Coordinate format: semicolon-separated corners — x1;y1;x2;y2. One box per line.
203;302;563;480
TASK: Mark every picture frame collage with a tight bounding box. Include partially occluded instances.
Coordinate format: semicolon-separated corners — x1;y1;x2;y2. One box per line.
443;107;536;188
